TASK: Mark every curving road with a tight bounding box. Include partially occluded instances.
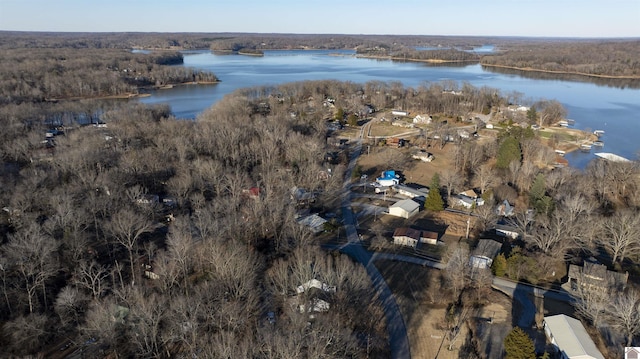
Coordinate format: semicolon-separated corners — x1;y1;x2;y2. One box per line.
338;132;411;359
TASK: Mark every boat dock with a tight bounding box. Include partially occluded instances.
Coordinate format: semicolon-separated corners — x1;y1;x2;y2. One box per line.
594;152;630;162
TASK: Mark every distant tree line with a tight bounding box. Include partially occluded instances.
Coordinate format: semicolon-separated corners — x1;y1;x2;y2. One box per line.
2;32;639;79
481;40;640;78
0;47;217;104
357;46;480;62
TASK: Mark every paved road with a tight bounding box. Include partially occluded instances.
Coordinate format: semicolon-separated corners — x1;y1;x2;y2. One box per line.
491;276;575;328
339;136;411;359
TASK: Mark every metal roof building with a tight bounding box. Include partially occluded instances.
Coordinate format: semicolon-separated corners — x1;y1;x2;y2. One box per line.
388;199;420;219
543;314;604;359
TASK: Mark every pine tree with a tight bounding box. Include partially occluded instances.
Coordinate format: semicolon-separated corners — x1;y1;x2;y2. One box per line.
529;173;546;203
425;173;444;211
504;327;536;359
496;136;521;169
491;253;507;277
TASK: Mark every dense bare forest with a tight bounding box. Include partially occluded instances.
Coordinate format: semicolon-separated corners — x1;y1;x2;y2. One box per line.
0;80;397;356
0;48;217;105
481;40;640;78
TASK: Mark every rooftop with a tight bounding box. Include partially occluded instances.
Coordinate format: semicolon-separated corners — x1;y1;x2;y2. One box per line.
544;314;604;359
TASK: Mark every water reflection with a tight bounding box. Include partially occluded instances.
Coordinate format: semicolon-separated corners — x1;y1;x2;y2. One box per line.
482;65;640;90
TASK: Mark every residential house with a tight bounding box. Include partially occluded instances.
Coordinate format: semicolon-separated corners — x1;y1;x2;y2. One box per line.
393;228;440;247
296;279;337;294
388;199;420;219
495;200;514;217
386;137;406;147
391;110;409;116
296;214;328;234
294;279;335;314
394;184;429;199
420;230;440;245
469;239;502;269
458;130;470;139
495;223;520;239
413;114;432;124
393;227;421;248
544;314;604;359
376;170;400;187
291;186;316;204
411;150;435;162
455;190;485;208
567;259;628;293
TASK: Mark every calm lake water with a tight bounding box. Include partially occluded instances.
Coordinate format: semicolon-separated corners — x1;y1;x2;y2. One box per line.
140;49;640;169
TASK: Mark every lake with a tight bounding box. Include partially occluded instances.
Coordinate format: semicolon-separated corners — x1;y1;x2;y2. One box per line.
139;49;640;169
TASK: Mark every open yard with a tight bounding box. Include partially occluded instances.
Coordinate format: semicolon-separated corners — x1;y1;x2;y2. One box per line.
375;259;514;359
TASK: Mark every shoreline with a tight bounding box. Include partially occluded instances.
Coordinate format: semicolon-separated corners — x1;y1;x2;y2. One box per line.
133;47;640;80
480;63;640;80
356;54;477;64
45;80;221;102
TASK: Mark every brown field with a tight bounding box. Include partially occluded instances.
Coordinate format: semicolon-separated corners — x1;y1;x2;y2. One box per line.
375;259;513;359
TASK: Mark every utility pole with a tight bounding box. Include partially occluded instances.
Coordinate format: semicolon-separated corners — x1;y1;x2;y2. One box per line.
466;216;471;240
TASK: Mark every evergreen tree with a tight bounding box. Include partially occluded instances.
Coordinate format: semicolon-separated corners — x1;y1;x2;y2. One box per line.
529;173;546;202
335;107;345;122
431;172;440;189
526;107;538;123
496;136;522;169
425;173;444;211
347;113;358;126
504;327;536;359
491;253;507;277
529;173;554;215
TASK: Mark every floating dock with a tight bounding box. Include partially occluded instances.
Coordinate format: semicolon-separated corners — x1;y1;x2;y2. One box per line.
594;152;630;162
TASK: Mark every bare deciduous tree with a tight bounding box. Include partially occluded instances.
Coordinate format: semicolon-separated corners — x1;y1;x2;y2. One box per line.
598;210;640;264
73;260;110;299
606;289;640;347
106;209;158;286
3;223;58;313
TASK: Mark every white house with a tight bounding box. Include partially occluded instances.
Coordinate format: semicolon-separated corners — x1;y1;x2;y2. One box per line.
391;110;409;116
388;199;420;219
469;239;502;269
544;314;604;359
411;150;435;162
413;114;432;124
394;184;429;199
495;224;520;239
296;279;336;294
455;190;485;208
294;279;336;314
376;170;400;187
458;130;470;139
